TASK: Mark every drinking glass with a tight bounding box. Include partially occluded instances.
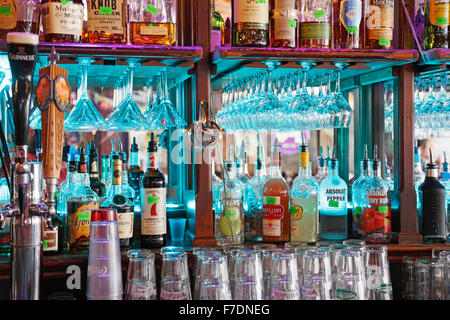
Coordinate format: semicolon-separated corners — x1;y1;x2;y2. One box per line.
335;249;366;300
64;58;106;132
125;250;157;300
160;251;192;300
269;250;300;300
198;253;232;300
430;258;445;300
160;246;185;254
363;246;392;300
169;218;187;246
301;250;333;300
328;65;352;128
262;248;283;300
143;78;165;130
223;246;245;296
432;248;450;260
193;249;222;300
401;256;416;300
233;250;264;300
414;258;431;300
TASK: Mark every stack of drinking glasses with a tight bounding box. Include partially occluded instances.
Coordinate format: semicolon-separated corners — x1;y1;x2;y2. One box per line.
123;242;393;300
401;248;450;300
216;67;352;132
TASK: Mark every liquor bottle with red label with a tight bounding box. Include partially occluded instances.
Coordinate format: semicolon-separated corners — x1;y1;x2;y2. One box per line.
262;138;290;243
361;145;391;244
141;133;167;249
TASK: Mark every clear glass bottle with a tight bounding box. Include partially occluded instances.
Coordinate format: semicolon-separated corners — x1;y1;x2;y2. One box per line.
290;144;319;244
245;143;267;242
86;0;127;43
101;154;111;193
351;145;372;239
319;152;348;240
232;0;269;47
262;138;290;243
101;154;135;249
333;0;364;49
298;0;333;48
211;0;224;52
236;141;250;183
215;161;245;246
212;157;223;218
270;0;298;48
66;147;99;253
423;0;449;50
315;146;329;184
362;146;391;244
128;137;144;246
129;0;177;45
364;0;394;49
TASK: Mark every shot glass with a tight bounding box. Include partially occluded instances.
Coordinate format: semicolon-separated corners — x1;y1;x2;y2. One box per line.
160;251;192;300
234;250;264;300
169;218;187;246
269;250;299;300
125;250;157;300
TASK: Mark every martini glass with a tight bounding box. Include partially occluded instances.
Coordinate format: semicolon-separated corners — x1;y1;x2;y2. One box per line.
64;58;106;132
143;77;165;130
104;63;148;131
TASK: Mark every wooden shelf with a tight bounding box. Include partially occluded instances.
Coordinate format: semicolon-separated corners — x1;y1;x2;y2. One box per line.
211;47;419;90
419;48;450;66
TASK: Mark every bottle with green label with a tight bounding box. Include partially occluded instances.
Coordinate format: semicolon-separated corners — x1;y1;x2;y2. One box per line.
319;146;348;240
333;0;364;49
298;0;333;48
87;0;126;44
215;161;245;246
290;144;319;244
423;0;449;49
0;0;17;41
270;0;298;48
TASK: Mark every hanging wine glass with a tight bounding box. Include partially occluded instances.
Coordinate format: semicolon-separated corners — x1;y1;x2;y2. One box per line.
104;62;148;131
326;64;352;128
429;72;447;129
64;58;106;132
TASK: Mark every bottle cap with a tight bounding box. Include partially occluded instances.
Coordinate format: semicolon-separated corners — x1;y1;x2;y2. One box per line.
362;144;370;170
372;145;380;171
91;208;117;222
329;145;338;169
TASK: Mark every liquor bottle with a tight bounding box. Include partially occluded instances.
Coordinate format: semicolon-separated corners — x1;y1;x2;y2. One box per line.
414;145;426;233
101;154;111;192
120;152;136;203
41;0;84;43
101;154;134;249
216;160;245;246
66;147;99;252
440;152;450;221
15;0;40;35
128;137;144;244
262;138;290;243
0;0;16;41
212;157;223;217
319;148;348;240
298;0;333;48
57;145;78;250
315;146;329;184
351;145;371;239
232;0;269;47
223;17;232;46
86;0;126;44
361;146;391;244
236;141;250;183
88;141;107;203
423;0;449;49
419;150;447;243
211;0;224;52
130;0;176;45
270;0;298;48
364;0;394;49
141;133;167;249
333;0;364;49
245;142;267;242
290;144;319;244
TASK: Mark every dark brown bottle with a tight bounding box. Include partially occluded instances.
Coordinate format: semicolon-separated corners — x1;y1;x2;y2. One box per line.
141;133;167;249
41;0;84;43
88;141;107;203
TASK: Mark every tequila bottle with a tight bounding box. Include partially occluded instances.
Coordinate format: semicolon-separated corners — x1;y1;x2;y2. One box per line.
319;150;348;240
351;145;372;239
216;161;245;246
361;146;391;244
290;144;319;244
245;142;267;242
262;138;290;243
128;137;144;245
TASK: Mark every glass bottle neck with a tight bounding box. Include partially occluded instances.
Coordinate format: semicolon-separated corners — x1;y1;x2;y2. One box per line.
270;150;282;178
89;159;99;178
148;151;159;170
130;151;139;168
329;166;339;177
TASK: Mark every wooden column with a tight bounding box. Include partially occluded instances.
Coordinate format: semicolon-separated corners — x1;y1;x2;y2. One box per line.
192;0;216;247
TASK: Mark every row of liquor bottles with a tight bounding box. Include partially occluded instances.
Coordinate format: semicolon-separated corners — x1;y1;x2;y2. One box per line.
43;133;167;255
0;0;176;45
212;139;450;247
215;0;398;50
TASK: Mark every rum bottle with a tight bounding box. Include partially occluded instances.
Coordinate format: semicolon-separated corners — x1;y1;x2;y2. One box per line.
333;0;364;49
423;0;449;49
290;144;319;244
41;0;84;43
262;138;290;243
141;133;167;249
270;0;298;48
298;0;333;48
86;0;126;44
364;0;394;49
232;0;269;47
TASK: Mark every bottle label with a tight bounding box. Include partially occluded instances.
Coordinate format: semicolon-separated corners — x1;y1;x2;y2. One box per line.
234;0;269;25
325;188;346;206
263;196;284;237
352;206;363;236
67;201;98;248
300;22;331;40
274;0;296;10
87;0;125;35
118;210;134;239
142;188;166;236
362;189;391;235
366;1;394;42
41;2;84;36
160;288;188;300
290;196;318;242
340;0;362;34
273;16;297;41
43;229;58;252
0;1;16;29
140;25;169;36
430;0;449;27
